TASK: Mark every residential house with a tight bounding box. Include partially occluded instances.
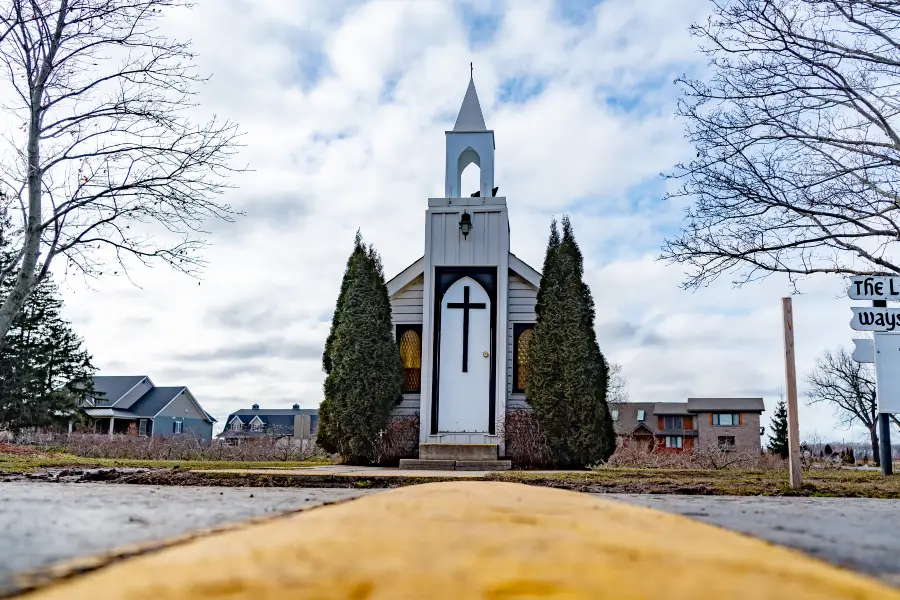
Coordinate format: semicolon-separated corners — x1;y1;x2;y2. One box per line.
218;404;318;445
79;375;216;443
611;398;765;454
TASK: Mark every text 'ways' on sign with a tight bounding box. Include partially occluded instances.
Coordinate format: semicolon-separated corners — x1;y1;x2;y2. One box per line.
849;276;900;300
850;307;900;332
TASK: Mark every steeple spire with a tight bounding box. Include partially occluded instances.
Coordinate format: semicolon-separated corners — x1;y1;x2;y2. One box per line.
453;71;486;132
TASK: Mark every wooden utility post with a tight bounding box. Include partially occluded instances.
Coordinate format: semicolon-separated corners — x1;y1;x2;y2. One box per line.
782;298;802;488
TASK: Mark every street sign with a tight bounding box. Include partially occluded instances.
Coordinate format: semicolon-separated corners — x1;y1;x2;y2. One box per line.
851;338;874;363
875;334;900;413
849;306;900;332
849;276;900;300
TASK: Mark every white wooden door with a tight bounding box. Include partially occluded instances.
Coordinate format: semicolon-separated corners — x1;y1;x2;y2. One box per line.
437;277;491;432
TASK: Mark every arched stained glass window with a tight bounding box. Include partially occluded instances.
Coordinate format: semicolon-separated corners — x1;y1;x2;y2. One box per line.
398;326;422;392
513;324;535;393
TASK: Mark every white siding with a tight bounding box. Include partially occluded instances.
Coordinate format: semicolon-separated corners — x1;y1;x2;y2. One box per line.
391;276;424;416
393;394;420;417
391;276;424;324
428;210;506;267
507;272;537;411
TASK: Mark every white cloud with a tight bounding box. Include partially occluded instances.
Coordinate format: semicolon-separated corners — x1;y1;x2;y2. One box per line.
32;0;875;445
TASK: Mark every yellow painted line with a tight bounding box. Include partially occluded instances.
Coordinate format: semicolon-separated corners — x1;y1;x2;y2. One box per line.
20;482;900;600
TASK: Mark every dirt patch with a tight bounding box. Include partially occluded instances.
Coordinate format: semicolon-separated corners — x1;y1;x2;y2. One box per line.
4;465;900;499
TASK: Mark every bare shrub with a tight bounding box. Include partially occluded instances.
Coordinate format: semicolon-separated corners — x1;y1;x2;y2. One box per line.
502;409;553;469
375;414;420;467
30;432;324;462
603;436;785;470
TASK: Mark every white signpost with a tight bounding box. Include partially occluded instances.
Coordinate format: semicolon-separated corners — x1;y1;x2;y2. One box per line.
849;276;898;475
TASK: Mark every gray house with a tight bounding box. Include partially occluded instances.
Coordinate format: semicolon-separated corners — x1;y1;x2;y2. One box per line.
218;404;318;445
79;376;216;443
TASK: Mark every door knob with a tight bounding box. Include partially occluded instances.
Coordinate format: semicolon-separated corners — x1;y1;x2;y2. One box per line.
483;351;489;358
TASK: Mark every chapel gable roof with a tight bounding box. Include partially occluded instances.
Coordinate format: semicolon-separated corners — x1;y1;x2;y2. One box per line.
386;253;541;299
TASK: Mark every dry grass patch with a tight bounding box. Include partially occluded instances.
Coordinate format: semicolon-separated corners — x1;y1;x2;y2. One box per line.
488;467;900;498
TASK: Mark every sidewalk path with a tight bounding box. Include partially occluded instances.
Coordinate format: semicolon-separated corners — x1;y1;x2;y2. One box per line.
16;481;900;600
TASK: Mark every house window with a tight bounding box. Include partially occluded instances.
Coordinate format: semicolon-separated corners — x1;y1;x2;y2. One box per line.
513;323;535;393
230;419;242;431
666;436;683;449
712;413;741;426
173;421;183;434
637;410;646;421
396;325;422;393
138;419;147;437
663;416;683;430
251;420;264;432
718;436;736;450
611;409;619;422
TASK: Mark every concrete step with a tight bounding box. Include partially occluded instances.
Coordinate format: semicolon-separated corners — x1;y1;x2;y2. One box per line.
398;459;455;471
455;460;512;471
398;459;512;471
419;443;498;461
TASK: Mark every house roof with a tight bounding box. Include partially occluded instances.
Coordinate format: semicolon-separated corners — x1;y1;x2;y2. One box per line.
91;376;147;404
232;408;319;416
129;387;187;418
221;408;319;437
82;408;139;419
687;398;765;413
653;402;691;416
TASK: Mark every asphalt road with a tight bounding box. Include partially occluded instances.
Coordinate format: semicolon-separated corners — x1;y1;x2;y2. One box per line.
1;482;899;595
609;494;900;587
0;482;371;596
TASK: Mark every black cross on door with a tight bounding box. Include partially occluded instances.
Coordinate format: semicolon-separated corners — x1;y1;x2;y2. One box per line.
447;286;487;372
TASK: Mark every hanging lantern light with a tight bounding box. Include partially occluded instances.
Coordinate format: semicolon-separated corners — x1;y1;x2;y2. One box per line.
459;210;472;239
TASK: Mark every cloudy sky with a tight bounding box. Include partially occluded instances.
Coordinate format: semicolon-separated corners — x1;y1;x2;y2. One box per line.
47;0;871;443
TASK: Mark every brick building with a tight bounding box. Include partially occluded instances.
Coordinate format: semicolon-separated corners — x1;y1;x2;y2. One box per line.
611;398;765;454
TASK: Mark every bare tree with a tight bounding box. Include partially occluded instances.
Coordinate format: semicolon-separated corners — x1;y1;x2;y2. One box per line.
0;0;242;342
806;347;884;464
607;361;629;404
662;1;900;290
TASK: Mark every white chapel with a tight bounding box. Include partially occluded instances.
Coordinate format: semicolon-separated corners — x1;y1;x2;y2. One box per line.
386;75;541;465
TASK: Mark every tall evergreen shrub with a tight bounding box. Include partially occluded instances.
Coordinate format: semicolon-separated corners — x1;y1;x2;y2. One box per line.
319;232;402;464
525;216;616;467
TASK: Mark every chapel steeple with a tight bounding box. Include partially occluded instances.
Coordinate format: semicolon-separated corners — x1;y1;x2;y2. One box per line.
453;73;487;132
445;70;494;198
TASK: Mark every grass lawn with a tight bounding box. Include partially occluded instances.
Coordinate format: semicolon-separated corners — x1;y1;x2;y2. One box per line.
490;467;900;498
0;452;330;473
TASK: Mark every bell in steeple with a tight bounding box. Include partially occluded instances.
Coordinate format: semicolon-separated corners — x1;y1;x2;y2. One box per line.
445;70;494;198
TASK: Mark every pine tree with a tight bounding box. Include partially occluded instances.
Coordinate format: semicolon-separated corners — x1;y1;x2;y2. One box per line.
317;232;367;455
0;212;95;431
320;233;402;464
767;400;789;459
526;216;616;467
